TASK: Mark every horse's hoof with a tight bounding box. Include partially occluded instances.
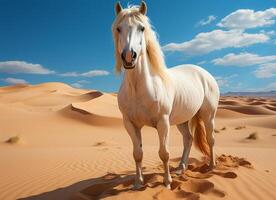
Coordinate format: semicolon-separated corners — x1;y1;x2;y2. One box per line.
133;183;144;190
164;176;172;189
209;162;216;170
133;180;144;190
174;168;184;175
165;183;171;190
174;164;185;175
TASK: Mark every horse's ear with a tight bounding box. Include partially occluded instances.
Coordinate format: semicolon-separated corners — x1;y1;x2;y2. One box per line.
115;2;122;15
139;1;147;15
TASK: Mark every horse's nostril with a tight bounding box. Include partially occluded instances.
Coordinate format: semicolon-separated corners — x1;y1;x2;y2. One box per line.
121;52;125;61
132;51;137;60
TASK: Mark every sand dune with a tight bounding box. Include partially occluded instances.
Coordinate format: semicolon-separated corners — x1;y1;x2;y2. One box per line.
219;96;276;115
220;105;276;115
0;82;276;200
58;93;122;126
71;93;121;118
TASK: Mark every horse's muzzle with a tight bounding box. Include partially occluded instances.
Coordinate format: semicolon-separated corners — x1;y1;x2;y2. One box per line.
123;60;135;69
121;49;137;69
123;64;135;69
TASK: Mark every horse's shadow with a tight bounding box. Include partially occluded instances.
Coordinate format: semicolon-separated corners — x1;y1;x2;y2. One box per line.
19;155;251;200
17;172;133;200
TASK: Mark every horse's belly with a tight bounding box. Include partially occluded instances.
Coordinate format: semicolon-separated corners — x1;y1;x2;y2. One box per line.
169;91;204;125
169;107;198;125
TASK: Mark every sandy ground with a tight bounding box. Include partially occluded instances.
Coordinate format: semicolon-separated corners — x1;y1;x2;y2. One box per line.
0;82;276;200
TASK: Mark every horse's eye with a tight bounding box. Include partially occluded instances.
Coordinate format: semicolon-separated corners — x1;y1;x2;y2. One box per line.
140;26;145;32
116;27;121;33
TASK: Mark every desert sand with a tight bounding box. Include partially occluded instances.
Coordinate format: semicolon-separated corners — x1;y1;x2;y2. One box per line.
0;82;276;200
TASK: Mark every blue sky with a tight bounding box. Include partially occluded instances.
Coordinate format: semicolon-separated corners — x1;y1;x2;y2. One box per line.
0;0;275;93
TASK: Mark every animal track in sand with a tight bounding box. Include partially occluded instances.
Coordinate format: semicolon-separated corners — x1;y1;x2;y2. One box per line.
93;141;108;146
246;132;259;140
235;125;246;130
74;155;252;199
216;154;253;169
92;141;119;151
214;129;220;133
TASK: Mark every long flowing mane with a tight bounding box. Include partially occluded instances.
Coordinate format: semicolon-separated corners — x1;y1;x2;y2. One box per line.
112;6;168;81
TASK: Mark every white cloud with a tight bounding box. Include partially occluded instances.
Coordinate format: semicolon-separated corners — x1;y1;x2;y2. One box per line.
215;74;238;88
61;70;109;77
70;80;90;88
260;30;276;36
218;8;276;30
197;15;216;26
215;76;229;87
3;77;28;85
254;62;276;78
71;82;83;88
265;82;276;90
0;61;55;74
197;60;206;65
82;70;109;77
61;72;79;77
162;30;269;55
77;80;90;84
242;82;276;92
212;52;276;66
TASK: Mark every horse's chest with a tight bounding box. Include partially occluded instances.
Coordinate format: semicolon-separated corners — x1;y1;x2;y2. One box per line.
118;95;162;127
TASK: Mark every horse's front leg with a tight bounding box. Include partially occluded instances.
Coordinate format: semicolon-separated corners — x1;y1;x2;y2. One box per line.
123;117;143;189
157;115;172;189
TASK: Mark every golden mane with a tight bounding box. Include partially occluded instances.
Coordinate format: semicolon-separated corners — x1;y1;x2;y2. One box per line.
112;6;168;82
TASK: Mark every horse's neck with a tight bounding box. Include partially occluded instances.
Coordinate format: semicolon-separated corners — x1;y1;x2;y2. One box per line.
123;53;154;96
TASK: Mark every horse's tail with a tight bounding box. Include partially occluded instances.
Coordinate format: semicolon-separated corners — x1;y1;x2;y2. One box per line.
189;113;210;157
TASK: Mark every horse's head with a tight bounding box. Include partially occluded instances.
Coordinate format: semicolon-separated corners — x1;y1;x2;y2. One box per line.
112;2;147;70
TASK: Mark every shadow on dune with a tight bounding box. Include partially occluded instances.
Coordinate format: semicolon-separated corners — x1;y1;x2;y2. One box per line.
78;91;103;101
19;155;252;200
56;90;123;127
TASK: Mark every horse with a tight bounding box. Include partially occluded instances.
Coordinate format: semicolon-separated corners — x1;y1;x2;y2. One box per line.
112;1;220;189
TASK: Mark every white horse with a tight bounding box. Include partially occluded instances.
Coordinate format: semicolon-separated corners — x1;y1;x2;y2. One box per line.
112;2;220;189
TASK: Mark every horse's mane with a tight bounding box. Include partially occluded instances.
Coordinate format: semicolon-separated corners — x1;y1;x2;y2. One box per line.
112;6;168;82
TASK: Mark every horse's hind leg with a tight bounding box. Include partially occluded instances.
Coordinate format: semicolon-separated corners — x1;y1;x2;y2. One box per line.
123;117;144;189
176;121;193;174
